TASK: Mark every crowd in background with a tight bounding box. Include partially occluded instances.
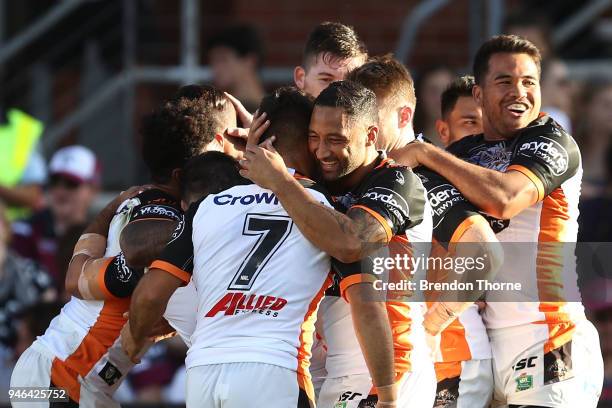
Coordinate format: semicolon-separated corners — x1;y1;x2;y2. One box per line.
1;10;611;406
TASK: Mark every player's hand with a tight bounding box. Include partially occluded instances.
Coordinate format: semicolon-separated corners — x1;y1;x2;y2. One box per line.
108;185;150;213
120;321;149;364
239;144;289;191
224;92;253;127
388;142;424;168
245;110;270;147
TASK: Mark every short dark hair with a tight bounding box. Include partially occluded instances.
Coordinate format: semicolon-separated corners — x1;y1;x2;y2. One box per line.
315;80;378;126
181;152;246;202
258;87;314;154
346;54;416;108
206;24;264;65
141;85;234;183
441;75;476;118
472;35;541;85
303;22;367;68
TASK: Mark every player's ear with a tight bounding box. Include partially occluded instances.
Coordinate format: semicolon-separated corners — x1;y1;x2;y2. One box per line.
435;119;450;147
398;106;413;129
171;168;182;187
473;85;483;106
366;125;378;146
294;66;306;90
180;199;189;212
214;133;225;148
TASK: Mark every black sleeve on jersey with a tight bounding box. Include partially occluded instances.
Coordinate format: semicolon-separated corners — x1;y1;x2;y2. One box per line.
150;201;198;284
331;257;378;300
509;117;580;198
416;167;482;248
353;166;426;236
102;253;144;298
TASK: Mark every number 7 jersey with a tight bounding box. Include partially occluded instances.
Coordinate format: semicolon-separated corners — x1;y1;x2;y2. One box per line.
151;177;332;374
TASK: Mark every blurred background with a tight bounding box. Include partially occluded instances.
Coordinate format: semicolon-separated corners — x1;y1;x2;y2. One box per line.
0;0;611;406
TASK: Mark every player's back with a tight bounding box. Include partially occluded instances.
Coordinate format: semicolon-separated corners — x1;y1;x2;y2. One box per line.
159;180;332;374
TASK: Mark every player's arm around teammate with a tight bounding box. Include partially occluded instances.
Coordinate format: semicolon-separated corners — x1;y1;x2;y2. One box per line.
240;111;388;263
64;186;145;298
65;188;179;302
241;110;399;407
391;141;538;220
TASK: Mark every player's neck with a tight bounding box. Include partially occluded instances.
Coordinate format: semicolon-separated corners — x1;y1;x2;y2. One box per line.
335;149;380;192
152;182;181;200
388;127;415;151
482;120;515;141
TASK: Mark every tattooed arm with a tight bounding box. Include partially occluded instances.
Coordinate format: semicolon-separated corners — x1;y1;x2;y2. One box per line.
272;175;388;263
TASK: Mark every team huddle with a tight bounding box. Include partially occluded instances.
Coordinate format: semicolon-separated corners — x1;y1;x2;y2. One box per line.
10;22;604;408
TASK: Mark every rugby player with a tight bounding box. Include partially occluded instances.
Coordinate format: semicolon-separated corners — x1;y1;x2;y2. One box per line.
293;22;367;396
436;75;483;147
122;87;396;408
350;57;500;408
10;85;238;407
393;35;604;407
241;80;434;407
295;22;367;98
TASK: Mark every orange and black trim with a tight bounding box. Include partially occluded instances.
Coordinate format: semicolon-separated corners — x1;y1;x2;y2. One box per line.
150;260;191;283
350;204;393;242
507;164;545;203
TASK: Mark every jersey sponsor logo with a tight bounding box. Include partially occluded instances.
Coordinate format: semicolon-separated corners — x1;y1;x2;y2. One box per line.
515;373;533;392
518;136;569;176
427;183;465;224
136;205;181;221
363;187;409;216
213;192;279;206
513;356;537;371
205;292;287;317
482;214;510;233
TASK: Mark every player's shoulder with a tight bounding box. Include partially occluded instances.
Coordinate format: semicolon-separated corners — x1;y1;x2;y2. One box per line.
370;156;422;188
446;133;486;156
515;114;575;146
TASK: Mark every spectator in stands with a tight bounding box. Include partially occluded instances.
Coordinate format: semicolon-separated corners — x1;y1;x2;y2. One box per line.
413;65;455;145
0;201;56;400
206;24;265;112
541;58;575;133
11;145;100;296
581;276;612;403
0;109;46;221
504;12;553;60
576;79;612;192
579;144;612;242
294;21;368;98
